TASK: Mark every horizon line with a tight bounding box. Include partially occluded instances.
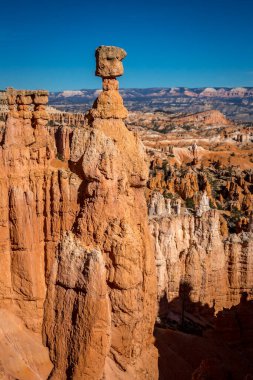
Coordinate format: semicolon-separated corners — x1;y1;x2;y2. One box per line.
1;85;253;92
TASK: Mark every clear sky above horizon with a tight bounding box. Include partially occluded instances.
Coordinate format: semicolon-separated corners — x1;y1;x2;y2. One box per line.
0;0;252;91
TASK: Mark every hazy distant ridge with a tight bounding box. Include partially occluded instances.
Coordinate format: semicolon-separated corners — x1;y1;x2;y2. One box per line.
49;87;253;122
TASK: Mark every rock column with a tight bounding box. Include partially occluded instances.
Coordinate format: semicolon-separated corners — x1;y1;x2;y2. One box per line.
44;45;158;380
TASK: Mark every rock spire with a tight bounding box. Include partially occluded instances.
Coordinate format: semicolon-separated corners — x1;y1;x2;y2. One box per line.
88;45;128;120
43;46;158;379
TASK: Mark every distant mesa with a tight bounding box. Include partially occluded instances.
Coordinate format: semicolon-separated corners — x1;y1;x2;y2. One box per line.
229;87;247;96
200;87;217;96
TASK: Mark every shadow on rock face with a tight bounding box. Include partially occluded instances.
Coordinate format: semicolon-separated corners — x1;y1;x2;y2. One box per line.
155;282;253;380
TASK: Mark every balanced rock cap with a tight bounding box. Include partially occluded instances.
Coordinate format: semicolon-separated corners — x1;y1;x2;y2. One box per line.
95;45;127;78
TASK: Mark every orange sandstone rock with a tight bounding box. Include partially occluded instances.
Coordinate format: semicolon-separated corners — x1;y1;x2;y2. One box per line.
95;45;127;78
44;46;158;379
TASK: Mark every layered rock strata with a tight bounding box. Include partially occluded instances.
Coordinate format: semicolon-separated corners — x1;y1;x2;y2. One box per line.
44;45;157;380
0;47;158;379
0;89;54;378
149;205;253;317
49;112;86;128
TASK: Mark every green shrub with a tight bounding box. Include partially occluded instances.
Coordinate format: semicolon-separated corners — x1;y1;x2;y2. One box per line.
164;192;174;199
57;152;64;161
185;198;195;209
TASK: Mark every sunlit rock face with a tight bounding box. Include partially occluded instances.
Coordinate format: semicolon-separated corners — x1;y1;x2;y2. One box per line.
95;45;127;78
149;193;253;316
0;47;158;379
89;46;128;120
45;45;158;380
0;89;54;379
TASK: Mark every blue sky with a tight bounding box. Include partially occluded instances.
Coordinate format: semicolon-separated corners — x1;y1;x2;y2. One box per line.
0;0;252;90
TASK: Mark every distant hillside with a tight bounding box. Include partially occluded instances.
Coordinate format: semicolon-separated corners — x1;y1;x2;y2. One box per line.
48;87;253;122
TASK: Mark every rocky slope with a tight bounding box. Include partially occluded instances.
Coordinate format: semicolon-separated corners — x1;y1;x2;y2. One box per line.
169;110;230;127
0;47;158;380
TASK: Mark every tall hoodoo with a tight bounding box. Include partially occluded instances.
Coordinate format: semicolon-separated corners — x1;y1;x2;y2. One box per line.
44;46;158;379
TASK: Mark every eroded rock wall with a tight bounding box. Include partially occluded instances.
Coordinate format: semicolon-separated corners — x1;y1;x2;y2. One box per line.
43;46;158;379
0;47;158;380
44;117;158;379
150;209;253;315
0;90;58;378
